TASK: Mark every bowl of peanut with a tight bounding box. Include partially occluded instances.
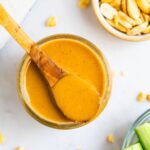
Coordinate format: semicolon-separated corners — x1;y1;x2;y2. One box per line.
92;0;150;41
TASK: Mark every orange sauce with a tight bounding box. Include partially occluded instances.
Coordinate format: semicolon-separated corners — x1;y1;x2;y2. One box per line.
24;39;106;123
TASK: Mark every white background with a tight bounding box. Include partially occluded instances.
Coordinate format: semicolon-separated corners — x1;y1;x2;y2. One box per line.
0;0;150;150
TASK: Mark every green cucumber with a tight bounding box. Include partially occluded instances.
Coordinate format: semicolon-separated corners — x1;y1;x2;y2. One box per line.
135;123;150;150
124;143;143;150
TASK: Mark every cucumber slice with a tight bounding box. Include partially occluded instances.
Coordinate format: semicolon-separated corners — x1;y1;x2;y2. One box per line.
124;143;143;150
135;123;150;150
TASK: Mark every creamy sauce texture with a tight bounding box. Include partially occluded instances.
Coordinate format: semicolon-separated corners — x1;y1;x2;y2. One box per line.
24;39;106;123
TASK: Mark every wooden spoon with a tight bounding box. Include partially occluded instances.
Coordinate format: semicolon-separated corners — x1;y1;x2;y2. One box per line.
0;4;100;122
0;4;66;87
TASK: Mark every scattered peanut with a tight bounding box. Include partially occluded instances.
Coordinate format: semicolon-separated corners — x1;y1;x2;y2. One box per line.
15;147;24;150
0;133;4;144
146;94;150;101
107;134;115;143
78;0;90;9
47;16;56;27
137;92;147;102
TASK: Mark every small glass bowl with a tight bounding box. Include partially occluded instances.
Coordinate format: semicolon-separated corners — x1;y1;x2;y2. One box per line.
122;109;150;149
16;34;112;129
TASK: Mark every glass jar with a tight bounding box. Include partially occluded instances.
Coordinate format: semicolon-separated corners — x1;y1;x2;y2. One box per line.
17;34;112;129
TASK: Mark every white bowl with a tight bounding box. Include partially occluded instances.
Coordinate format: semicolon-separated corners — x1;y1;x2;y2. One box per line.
92;0;150;41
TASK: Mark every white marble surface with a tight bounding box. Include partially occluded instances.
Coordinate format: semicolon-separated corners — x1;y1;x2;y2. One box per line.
0;0;150;150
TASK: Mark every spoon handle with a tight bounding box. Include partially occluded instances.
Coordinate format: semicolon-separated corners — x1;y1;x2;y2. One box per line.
0;4;65;86
0;4;34;53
